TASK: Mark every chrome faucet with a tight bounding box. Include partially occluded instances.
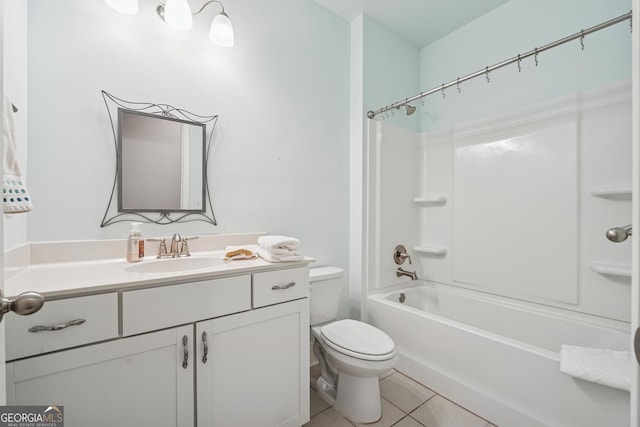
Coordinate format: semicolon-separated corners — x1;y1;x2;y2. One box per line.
148;234;199;258
169;233;182;257
396;267;418;280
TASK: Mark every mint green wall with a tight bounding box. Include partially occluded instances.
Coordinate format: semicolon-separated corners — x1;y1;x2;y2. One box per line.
419;0;632;131
363;16;420;131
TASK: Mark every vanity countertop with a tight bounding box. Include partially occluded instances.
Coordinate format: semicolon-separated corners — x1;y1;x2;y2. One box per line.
4;233;314;299
6;253;313;299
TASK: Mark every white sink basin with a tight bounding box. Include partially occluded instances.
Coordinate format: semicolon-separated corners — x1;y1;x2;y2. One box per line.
125;256;224;273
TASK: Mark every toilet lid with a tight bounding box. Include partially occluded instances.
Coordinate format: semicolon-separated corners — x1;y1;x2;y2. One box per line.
320;319;395;359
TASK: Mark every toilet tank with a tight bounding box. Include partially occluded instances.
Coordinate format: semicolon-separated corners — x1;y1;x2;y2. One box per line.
309;266;344;326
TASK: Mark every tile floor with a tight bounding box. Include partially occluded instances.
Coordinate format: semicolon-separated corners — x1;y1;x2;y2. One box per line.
304;369;497;427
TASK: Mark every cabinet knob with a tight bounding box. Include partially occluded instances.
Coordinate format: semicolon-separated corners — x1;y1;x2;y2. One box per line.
0;291;45;323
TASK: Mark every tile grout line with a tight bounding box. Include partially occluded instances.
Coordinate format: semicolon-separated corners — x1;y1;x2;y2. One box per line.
390;413;427;427
389;371;495;426
424;390;495;426
308;368;496;427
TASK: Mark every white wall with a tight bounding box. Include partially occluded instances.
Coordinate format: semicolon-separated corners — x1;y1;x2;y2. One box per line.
348;15;365;319
24;0;350;270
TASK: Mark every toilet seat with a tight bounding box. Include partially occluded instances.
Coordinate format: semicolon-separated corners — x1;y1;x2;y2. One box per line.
320;319;395;361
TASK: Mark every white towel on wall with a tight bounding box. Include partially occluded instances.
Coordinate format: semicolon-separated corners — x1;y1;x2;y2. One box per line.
3;95;32;213
559;344;631;392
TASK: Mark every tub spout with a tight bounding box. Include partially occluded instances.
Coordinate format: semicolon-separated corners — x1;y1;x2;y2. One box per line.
396;267;418;280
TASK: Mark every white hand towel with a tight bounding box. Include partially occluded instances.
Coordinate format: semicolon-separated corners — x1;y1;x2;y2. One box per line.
257;235;301;252
257;246;304;263
3;96;32;213
559;344;631;392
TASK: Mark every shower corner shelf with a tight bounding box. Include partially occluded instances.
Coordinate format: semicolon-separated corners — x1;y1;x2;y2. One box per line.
589;185;632;199
413;195;448;206
414;246;448;255
590;261;631;278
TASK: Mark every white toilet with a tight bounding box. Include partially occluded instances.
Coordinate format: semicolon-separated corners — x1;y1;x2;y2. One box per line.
309;267;397;423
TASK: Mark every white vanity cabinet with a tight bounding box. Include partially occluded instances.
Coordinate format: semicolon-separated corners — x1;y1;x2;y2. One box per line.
196;267;310;427
6;325;194;427
196;299;309;427
5;264;310;427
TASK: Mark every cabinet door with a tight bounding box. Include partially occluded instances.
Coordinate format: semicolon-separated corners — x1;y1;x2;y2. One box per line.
6;326;194;427
196;299;309;427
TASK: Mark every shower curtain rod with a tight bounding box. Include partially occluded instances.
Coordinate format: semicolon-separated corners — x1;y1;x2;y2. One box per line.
367;11;632;119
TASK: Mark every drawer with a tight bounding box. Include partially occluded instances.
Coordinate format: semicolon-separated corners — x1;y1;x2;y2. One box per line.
253;267;309;308
6;293;119;361
122;275;251;336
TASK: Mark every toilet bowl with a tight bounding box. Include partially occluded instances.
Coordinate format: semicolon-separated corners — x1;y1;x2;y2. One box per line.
310;267;397;423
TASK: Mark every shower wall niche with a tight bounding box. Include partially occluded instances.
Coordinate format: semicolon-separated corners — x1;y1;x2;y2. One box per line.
367;80;631;323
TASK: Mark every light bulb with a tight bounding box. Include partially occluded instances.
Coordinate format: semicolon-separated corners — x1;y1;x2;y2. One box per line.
164;0;193;30
105;0;139;15
209;12;234;47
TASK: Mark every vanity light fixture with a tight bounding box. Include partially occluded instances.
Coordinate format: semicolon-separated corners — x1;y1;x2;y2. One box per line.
157;0;235;47
162;0;193;30
105;0;234;47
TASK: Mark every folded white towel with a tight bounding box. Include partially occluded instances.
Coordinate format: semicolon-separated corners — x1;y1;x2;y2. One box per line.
559;345;631;392
257;246;304;263
257;235;301;252
3;95;32;213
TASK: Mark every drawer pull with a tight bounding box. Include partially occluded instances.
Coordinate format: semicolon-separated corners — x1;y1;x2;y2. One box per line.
202;331;208;364
182;335;189;369
272;282;296;291
28;318;86;333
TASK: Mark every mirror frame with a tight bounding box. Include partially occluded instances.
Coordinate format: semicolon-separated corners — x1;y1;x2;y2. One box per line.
100;90;218;227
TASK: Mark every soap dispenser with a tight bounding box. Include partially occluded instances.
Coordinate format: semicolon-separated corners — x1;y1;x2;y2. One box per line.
127;222;144;263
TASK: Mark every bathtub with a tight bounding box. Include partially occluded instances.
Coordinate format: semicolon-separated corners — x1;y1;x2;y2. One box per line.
367;282;630;427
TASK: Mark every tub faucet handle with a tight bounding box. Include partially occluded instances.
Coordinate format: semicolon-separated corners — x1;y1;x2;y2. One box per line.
394;244;412;265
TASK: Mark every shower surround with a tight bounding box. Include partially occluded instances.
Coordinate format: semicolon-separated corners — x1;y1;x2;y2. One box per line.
365;80;632;425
